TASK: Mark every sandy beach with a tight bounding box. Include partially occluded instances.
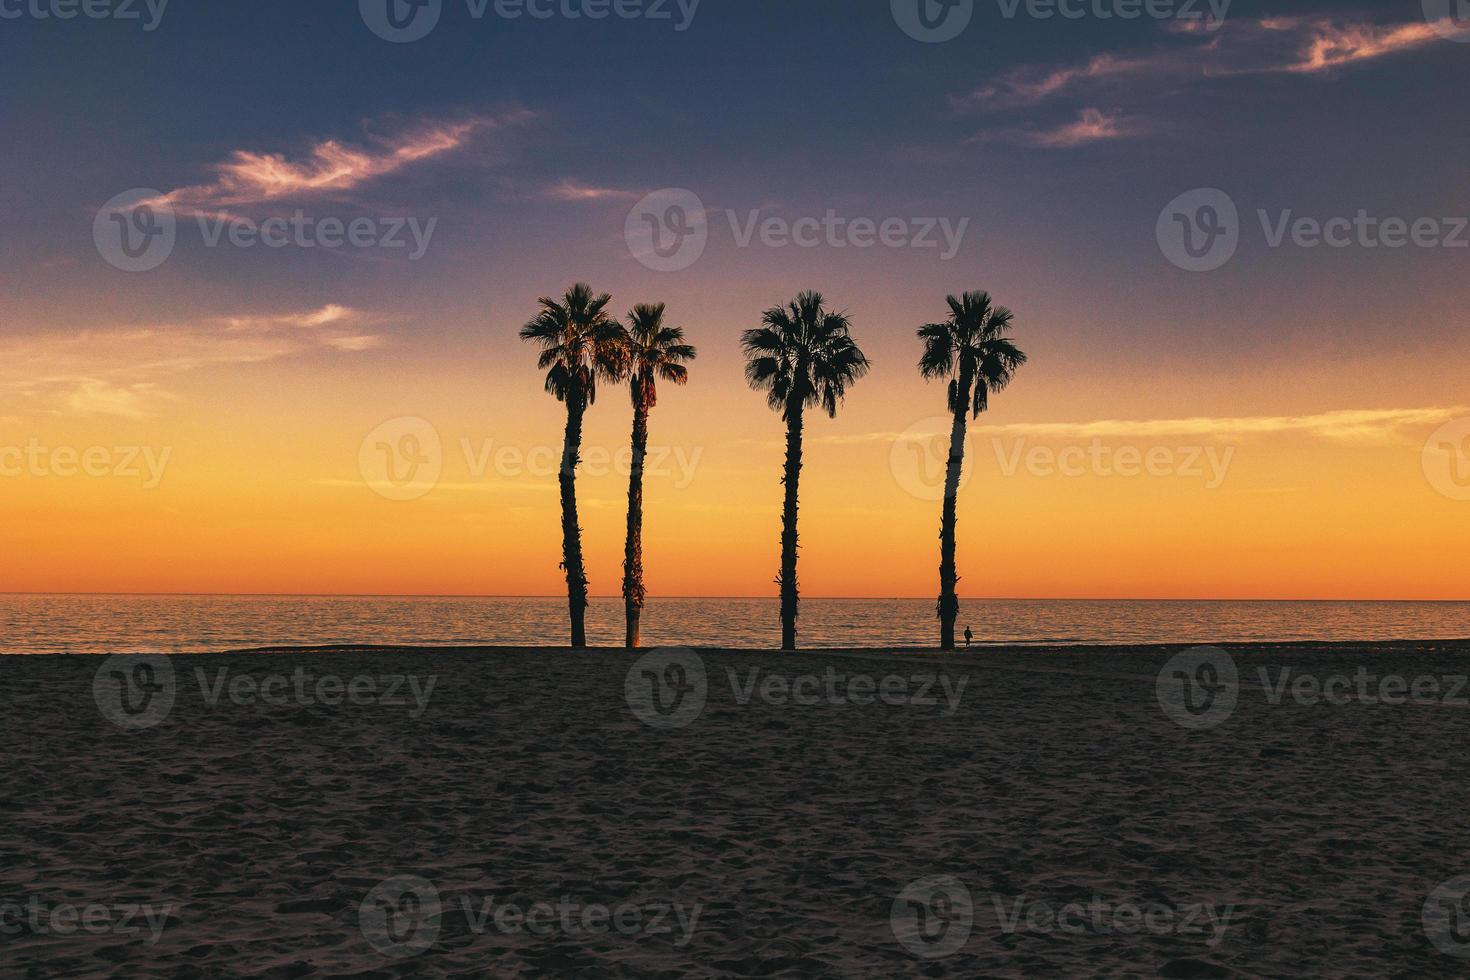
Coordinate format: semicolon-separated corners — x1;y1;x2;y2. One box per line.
6;641;1470;976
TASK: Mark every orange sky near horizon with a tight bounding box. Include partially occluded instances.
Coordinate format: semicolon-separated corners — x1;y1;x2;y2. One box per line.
4;297;1467;602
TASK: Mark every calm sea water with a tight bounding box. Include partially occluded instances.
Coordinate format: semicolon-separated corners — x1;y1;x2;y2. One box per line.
1;595;1469;653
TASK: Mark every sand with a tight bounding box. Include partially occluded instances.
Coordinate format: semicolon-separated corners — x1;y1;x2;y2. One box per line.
5;641;1470;977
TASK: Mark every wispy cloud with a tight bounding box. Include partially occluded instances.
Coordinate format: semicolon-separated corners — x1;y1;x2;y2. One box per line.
143;112;530;217
955;16;1449;112
954;54;1147;110
0;305;384;419
839;407;1468;447
542;179;642;202
976;108;1137;149
62;380;176;422
1247;16;1447;74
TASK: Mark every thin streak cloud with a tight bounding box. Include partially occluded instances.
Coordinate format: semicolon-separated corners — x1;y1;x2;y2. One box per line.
975;108;1137;149
955;16;1451;111
142;112;531;216
835;408;1469;446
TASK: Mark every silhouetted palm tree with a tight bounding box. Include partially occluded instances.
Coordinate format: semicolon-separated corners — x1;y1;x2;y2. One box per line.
618;303;696;649
742;291;870;651
520;283;625;648
917;291;1026;650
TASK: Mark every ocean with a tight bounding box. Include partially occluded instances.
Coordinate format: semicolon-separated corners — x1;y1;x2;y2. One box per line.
2;594;1469;653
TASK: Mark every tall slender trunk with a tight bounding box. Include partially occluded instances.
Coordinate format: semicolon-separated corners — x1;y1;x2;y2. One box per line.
779;402;804;651
938;368;973;651
560;390;589;648
622;379;650;649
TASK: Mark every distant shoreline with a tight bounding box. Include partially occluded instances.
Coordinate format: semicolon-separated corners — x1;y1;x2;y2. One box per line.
4;593;1470;603
10;638;1470;657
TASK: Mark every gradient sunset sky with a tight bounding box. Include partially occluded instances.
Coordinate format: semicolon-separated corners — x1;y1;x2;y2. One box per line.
2;0;1467;599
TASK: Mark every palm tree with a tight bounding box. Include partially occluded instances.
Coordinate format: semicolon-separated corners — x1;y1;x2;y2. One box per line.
917;291;1026;650
618;303;697;649
742;291;870;651
520;283;625;648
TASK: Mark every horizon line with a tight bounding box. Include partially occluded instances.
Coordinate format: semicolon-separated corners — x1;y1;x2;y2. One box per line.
2;592;1468;604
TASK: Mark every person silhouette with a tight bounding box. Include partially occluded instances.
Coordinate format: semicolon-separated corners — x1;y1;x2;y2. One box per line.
963;626;973;648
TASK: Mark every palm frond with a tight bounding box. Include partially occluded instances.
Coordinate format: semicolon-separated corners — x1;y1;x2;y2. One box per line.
520;283;626;405
744;292;868;421
916;290;1027;418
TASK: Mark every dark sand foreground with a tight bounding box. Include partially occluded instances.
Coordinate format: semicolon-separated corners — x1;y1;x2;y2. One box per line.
6;642;1470;977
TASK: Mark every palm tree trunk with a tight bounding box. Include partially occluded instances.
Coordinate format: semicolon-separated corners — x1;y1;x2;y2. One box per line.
938;375;972;651
779;403;804;651
622;383;649;649
560;391;589;648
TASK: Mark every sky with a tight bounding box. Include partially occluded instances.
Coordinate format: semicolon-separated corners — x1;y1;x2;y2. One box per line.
1;0;1468;599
